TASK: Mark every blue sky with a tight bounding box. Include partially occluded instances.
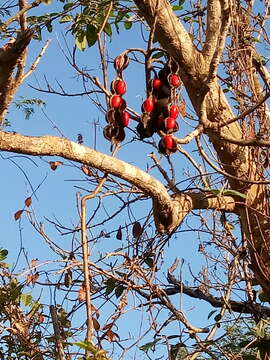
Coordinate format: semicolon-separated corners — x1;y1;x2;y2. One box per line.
0;2;246;358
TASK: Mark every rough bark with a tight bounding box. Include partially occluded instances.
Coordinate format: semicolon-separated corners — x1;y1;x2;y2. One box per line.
0;131;236;233
134;0;270;298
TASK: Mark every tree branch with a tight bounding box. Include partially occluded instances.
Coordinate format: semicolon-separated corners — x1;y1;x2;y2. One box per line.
133;0;203;82
0;131;237;233
167;273;270;317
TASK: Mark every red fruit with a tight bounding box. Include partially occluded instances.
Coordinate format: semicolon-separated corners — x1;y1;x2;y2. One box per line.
163;117;179;133
121;111;130;127
169;104;179;119
110;95;123;108
158;135;177;155
169;74;181;87
113;79;127;95
152;78;162;90
163;135;177;151
142;97;155;113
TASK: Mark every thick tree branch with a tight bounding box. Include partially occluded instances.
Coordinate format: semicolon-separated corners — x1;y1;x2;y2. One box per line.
133;0;204;83
203;0;222;60
167;273;270;318
0;28;34;123
0;131;236;233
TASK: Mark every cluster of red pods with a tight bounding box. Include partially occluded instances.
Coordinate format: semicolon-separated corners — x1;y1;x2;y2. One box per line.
138;60;182;155
103;54;130;144
103;54;182;155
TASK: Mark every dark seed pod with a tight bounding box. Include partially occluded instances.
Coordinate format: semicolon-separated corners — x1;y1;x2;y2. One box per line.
103;124;114;141
137;122;155;140
106;109;115;124
113;126;126;143
114;54;130;72
158;65;170;85
154;84;171;99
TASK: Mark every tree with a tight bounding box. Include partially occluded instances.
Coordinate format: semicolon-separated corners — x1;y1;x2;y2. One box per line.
0;0;270;359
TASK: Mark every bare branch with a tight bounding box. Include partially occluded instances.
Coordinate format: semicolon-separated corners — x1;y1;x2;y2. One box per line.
167;273;270;317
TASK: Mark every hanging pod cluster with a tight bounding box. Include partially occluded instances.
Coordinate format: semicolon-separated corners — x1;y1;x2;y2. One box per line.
137;57;182;155
103;53;183;155
103;53;130;144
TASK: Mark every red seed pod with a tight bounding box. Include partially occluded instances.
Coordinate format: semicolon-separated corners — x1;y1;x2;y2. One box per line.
113;79;127;95
114;54;129;72
121;111;130;127
169;104;180;119
110;95;123;108
163;135;177;151
169;74;181;88
142;97;155;113
152;78;162;90
163;117;179;133
158;135;177;154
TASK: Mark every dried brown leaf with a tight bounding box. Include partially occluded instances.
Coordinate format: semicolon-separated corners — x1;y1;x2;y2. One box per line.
78;284;86;303
132;221;142;239
49;161;63;171
105;329;120;343
14;210;24;221
179;101;186;117
103;322;113;331
25;197;32;207
92;317;100;331
91;304;100;319
26;273;39;285
116;226;122;240
64;270;72;288
81;165;93;176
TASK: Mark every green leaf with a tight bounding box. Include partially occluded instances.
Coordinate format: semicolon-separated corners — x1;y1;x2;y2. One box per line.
63;2;74;11
74;341;95;351
115;285;125;298
144;256;154;268
0;249;8;261
258;289;270;303
124;20;132;30
207;310;217;320
86;25;98;47
75;32;87;51
139;339;161;353
222;189;247;199
152;51;165;59
20;293;32;307
172;5;183;10
104;22;112;38
59;15;73;23
179;0;186;4
45;21;53;32
105;278;116;296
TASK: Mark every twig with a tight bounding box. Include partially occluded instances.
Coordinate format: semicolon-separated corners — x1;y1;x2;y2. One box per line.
22;40;51;81
80;145;119;356
0;0;42;30
50;305;66;360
